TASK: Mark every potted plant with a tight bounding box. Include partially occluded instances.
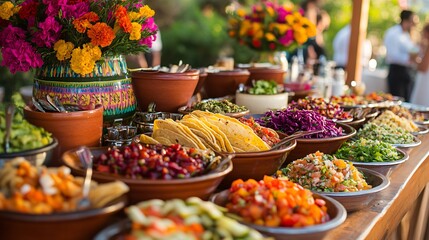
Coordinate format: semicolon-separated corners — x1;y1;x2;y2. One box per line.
0;0;158;124
227;0;317;84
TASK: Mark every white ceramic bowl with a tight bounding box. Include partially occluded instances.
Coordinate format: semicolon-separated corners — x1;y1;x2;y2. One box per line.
235;92;289;114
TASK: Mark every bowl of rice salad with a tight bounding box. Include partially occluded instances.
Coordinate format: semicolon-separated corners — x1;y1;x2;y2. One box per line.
276;151;389;212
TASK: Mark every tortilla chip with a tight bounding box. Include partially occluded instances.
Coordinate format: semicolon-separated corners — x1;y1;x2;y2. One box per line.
191;110;270;152
196;117;234;152
181;117;222;151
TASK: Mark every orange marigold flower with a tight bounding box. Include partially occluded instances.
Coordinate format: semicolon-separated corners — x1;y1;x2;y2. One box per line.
87;22;115;47
115;5;132;33
73;12;99;33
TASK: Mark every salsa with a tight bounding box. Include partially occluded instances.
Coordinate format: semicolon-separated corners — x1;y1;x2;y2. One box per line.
239;117;280;147
288;97;351;120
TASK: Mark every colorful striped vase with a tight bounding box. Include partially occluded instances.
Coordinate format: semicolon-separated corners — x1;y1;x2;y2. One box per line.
33;56;136;126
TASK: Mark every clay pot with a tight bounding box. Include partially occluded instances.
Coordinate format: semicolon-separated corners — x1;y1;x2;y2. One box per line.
246;66;286;85
23;105;103;166
204;69;250;98
131;70;199;112
194;70;208;96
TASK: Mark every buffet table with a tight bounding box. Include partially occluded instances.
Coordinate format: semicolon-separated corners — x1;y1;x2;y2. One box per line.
325;133;429;240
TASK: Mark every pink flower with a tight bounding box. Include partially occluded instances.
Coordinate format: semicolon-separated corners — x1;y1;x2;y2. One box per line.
32;16;62;48
141;17;158;33
43;0;65;17
279;29;294;46
276;7;291;23
1;40;43;73
0;25;27;47
139;34;156;48
61;2;90;19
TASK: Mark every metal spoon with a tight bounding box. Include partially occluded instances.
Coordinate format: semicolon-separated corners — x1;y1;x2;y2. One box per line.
76;146;93;209
45;95;61;112
48;95;67;112
3;104;15;153
271;129;324;150
32;97;45;112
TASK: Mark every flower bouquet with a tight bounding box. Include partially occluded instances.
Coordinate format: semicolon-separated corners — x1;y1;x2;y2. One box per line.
0;0;158;75
227;0;316;53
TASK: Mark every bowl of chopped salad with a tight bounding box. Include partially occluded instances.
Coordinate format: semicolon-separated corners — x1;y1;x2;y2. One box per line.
211;177;346;240
62;142;233;204
356;123;421;149
334;138;409;176
276;151;390;212
178;99;249;118
256;109;356;163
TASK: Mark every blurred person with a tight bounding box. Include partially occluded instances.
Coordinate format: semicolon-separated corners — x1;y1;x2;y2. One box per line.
306;10;330;64
410;23;429;107
300;0;325;25
333;24;373;70
383;10;419;101
126;31;162;69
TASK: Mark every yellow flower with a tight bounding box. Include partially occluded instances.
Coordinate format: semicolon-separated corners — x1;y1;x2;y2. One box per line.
53;40;74;61
254;29;264;39
129;22;142;40
266;6;275;17
303;19;317;38
274;23;290;35
236;8;246;17
294;26;308;45
265;32;276;41
0;2;15;20
285;14;295;26
139;5;155;18
239;20;251;36
128;12;140;21
70;44;101;75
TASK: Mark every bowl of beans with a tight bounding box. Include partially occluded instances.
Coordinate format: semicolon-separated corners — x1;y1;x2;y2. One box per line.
62;142;233;204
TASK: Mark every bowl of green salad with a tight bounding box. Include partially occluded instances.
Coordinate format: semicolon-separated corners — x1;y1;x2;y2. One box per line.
236;80;289;114
334;138;409;177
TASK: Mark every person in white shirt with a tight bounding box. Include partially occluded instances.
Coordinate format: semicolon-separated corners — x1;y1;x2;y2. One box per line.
410;23;429;107
383;10;419;101
333;24;372;70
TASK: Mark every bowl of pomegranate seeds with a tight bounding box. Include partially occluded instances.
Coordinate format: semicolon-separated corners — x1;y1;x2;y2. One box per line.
62;143;233;204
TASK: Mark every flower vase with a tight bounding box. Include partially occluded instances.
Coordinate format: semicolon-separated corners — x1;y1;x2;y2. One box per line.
33;55;136;126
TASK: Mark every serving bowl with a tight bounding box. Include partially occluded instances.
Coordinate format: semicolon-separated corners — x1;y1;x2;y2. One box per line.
285;123;356;164
131;69;199;112
219;139;297;189
235;92;289;114
345;117;366;130
210;190;346;240
62;147;233;204
203;69;250;98
0;195;126;240
316;168;389;212
349;148;409;177
0;138;58;168
132;111;183;134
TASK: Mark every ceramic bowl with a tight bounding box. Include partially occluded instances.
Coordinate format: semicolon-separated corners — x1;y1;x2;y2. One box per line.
203;69;250;98
131;70;199;112
0;195;126;240
62;147;233;204
219;139;297;189
316;168;390;212
348;148;409;177
0;138;58;168
345;117;366;130
246;66;286;85
177;105;250;119
23;105;103;166
210;190;346;240
285;123;356;164
235;92;289;114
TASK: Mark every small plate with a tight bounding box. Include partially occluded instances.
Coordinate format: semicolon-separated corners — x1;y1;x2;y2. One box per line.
177;105;250;118
414;119;429;125
412;125;429;135
391;135;422;148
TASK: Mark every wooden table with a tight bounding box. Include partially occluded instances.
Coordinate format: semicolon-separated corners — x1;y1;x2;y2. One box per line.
325;133;429;240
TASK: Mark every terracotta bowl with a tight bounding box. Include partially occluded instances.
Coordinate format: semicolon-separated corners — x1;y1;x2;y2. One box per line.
131;70;199;112
316;168;390;212
0;138;58;168
204;69;250;98
194;70;208;96
0;195;126;240
219;139;297;189
285;123;356;164
349;148;409;177
210;190;346;240
246;66;286;85
62;147;233;204
23;105;103;166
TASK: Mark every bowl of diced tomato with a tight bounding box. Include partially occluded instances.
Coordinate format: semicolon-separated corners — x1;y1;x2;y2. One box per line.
210;176;347;240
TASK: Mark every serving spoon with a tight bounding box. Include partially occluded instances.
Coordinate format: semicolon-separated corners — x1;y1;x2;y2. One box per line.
271;129;324;150
76;146;94;209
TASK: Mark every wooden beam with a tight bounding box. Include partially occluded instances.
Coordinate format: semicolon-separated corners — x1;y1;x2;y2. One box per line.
346;0;370;86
